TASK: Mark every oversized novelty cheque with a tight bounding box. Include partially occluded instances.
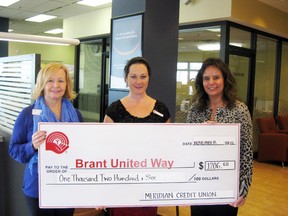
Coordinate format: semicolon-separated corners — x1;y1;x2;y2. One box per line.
38;123;240;208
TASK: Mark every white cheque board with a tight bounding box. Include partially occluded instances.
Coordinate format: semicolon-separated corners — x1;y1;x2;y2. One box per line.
38;123;240;208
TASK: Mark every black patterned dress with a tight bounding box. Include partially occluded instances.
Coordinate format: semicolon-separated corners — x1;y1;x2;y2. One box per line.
105;99;170;216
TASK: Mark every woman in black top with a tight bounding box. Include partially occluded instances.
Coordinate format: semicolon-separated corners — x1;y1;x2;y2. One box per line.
104;56;170;216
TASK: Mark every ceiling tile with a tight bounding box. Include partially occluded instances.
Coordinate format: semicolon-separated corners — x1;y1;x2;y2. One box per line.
28;1;68;14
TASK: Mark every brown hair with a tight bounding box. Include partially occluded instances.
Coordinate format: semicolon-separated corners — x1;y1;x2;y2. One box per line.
124;56;151;80
192;58;237;110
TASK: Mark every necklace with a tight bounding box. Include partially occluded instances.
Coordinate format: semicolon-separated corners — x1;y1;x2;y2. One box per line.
209;102;225;121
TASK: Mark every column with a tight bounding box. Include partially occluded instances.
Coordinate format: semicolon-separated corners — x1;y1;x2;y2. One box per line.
109;0;179;121
0;17;9;57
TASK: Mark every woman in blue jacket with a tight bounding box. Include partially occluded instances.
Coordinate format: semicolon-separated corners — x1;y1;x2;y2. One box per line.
9;63;83;216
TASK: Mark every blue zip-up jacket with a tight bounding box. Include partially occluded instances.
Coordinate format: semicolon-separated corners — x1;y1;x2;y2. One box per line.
9;104;83;198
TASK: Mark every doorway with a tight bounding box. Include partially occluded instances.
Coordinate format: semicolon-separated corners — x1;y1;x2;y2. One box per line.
76;38;110;122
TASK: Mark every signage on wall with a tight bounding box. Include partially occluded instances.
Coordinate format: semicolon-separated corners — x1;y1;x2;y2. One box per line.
110;14;143;90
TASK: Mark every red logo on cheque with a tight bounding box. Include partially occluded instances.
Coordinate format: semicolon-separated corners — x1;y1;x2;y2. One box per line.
46;132;69;154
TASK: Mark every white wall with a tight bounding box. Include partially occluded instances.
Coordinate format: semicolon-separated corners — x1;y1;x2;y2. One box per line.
179;0;232;25
63;0;288;40
63;0;233;39
63;6;111;39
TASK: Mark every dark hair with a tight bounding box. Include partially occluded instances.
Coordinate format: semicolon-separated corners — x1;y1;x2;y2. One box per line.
192;58;237;110
124;56;151;80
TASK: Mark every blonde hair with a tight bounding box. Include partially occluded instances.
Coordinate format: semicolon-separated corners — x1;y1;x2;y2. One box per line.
32;62;76;100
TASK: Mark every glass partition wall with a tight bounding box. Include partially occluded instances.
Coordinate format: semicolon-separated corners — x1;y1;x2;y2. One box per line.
228;55;250;104
176;24;254;122
229;27;252;105
278;42;288;116
176;26;221;122
77;39;109;122
252;36;277;151
176;22;288;154
74;22;287;156
254;36;277;118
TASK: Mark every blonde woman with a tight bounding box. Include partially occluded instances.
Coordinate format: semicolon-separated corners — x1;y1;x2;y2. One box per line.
9;63;83;216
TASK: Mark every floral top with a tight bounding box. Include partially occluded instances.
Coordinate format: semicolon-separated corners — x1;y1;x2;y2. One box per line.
186;100;253;198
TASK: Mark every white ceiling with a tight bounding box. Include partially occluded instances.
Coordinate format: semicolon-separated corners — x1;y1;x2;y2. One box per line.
0;0;287;38
0;0;111;37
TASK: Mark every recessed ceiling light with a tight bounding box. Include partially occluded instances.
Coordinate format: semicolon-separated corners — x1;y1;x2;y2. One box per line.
206;28;221;33
45;29;64;34
77;0;112;7
0;0;19;7
197;42;243;51
197;43;220;51
230;43;242;47
25;14;56;23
